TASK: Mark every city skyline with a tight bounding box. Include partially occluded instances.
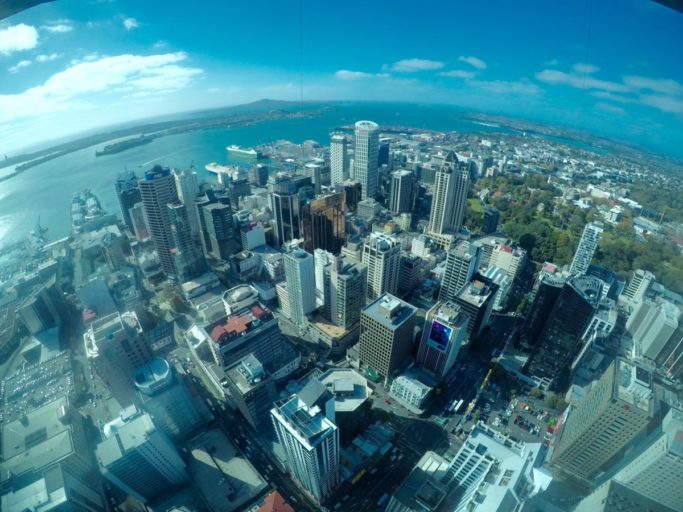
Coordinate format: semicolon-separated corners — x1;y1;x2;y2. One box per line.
0;0;682;157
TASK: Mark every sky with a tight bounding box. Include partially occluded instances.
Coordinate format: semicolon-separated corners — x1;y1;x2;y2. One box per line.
1;0;682;157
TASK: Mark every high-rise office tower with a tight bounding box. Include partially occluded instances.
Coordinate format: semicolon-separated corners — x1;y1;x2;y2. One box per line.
134;357;203;442
481;206;499;234
388;169;413;214
353;120;379;200
300;192;346;255
526;275;602;388
603;407;683;511
343;181;362;212
454;276;498;340
270;173;301;247
129;202;149;241
427;151;469;235
569;222;604;276
358;294;417;382
96;409;188;503
489;243;526;281
284;249;316;325
114;171;142;234
550;359;655;483
573;480;677;512
362;233;401;301
250;163;269;187
519;271;566;350
167;201;203;282
139;166;180;278
439;240;481;302
173;168;200;236
619;269;655;310
627;299;681;361
225;353;277;431
317;253;367;329
416;301;468;380
271;379;339;503
330;133;349;186
200;202;237;260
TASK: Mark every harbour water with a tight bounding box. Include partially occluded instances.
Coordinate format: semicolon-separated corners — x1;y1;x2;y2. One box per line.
0;102;513;245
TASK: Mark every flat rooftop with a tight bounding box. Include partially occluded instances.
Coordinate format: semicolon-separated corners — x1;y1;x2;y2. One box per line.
318;368;371;413
187;428;267;512
1;396;76;482
363;293;416;329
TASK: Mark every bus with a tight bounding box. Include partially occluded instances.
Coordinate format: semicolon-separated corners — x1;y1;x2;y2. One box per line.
351;469;367;484
454;399;465;413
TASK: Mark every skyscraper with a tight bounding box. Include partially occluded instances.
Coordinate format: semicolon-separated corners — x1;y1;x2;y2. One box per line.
225;353;277;431
173;167;200;236
427;151;469;236
318;253;367;329
526;275;602;388
550;359;655;484
439;240;481;302
114;171;141;234
96;409;188;503
519;271;566;351
167;201;203;281
604;407;683;511
330;133;349;185
134;357;204;442
200;202;237;260
284;249;316;325
388;169;414;214
481;206;499;234
362;232;401;301
300;192;346;255
353;120;379;200
569;222;604;276
619;268;655;312
358;294;417;382
416;301;469;380
138;166;180;279
271;379;339;503
269;173;301;247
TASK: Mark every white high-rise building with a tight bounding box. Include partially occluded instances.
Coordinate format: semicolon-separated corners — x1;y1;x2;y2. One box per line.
353;120;379;200
607;407;683;511
173;168;200;238
330;133;349;186
489;243;526;281
439;240;481;302
319;253;367;329
388;169;413;214
271;379;339;503
569;222;604;276
284;249;316;325
619;269;655;311
427;151;469;235
96;409;188;503
362;233;401;301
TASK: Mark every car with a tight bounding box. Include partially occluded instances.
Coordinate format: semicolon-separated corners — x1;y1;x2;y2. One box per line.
385;399;391;404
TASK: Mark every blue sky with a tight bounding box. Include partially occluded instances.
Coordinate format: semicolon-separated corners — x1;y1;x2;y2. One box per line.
1;0;682;157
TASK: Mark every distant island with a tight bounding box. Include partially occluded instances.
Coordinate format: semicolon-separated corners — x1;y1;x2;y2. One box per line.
95;135;154;156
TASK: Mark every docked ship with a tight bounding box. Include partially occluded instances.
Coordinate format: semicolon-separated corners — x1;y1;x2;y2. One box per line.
95;135;153;157
71;190;109;234
226;145;265;159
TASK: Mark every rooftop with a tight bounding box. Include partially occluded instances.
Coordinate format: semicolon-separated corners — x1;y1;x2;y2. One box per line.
616;359;654;413
209;304;272;345
317;367;371;413
1;396;76;482
455;278;496;306
363;293;416;328
274;391;336;447
226;354;268;394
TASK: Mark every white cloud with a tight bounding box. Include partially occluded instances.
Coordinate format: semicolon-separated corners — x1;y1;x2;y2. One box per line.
439;70;476;79
458;56;487;70
0;52;203;124
42;23;73;34
470;78;542;96
36;53;61;62
590;91;635;104
390;58;444;73
623;75;683;97
0;24;39;55
334;69;388;80
8;59;31;73
123;18;140;31
572;62;599;74
544;59;560;66
153;40;168;49
535;69;630;93
595;102;627;115
639;94;683;114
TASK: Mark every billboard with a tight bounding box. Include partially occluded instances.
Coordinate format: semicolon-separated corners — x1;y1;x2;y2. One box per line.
428;320;452;352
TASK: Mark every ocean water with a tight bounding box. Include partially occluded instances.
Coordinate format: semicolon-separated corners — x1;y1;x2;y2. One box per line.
0;102;510;245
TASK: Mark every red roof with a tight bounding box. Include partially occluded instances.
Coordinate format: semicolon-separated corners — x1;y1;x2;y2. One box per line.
500;245;513;253
258;491;294;512
210;314;252;343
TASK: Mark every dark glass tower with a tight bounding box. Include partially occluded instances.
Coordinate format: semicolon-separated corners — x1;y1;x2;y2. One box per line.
301;192;345;255
114;171;141;233
526;275;602;389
